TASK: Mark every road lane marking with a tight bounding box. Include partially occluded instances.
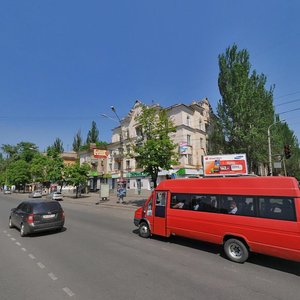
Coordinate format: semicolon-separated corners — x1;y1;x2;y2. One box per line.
37;262;45;269
63;287;75;297
10;237;16;241
255;276;272;284
15;242;21;246
29;254;36;259
3;230;7;233
7;234;11;237
48;273;58;281
21;248;27;251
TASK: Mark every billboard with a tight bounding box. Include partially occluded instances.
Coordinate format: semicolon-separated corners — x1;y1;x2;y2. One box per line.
203;154;248;176
93;149;108;158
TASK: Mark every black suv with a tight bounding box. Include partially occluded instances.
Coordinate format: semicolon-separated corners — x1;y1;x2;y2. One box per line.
9;200;65;237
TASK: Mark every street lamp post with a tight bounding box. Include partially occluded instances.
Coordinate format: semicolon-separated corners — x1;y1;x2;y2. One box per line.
110;106;124;183
267;120;284;176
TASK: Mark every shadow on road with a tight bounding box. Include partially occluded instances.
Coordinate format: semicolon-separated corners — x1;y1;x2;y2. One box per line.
132;229;300;276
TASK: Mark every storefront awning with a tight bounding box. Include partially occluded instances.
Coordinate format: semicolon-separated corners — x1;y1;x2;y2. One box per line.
176;168;201;175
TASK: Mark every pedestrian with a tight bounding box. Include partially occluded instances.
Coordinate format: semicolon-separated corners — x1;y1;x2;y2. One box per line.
117;185;126;204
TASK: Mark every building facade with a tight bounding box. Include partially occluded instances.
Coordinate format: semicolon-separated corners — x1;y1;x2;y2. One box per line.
106;99;212;193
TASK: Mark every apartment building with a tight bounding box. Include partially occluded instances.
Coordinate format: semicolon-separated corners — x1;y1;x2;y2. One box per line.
107;99;212;193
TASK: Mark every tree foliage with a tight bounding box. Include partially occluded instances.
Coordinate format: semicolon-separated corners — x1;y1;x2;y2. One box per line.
72;130;83;152
49;138;64;153
86;121;99;144
6;160;31;190
133;105;178;188
214;44;275;173
65;162;90;197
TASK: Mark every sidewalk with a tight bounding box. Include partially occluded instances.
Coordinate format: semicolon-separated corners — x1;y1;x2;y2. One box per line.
63;192;149;210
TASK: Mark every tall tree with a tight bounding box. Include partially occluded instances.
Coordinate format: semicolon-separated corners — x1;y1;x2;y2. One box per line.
86;121;99;144
133;105;178;188
72;130;83;152
215;44;275;173
48;138;64;153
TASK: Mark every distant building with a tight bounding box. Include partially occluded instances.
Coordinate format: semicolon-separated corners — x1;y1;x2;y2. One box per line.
79;144;109;192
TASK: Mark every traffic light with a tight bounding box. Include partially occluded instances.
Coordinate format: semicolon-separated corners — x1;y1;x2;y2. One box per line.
284;144;291;159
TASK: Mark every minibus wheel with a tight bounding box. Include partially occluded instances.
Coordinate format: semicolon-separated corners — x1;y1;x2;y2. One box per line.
224;238;249;263
139;222;150;238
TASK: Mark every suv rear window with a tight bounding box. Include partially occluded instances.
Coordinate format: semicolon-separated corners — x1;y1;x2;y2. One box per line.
32;202;62;213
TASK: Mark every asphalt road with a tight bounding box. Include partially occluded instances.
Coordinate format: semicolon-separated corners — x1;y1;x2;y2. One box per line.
1;193;299;300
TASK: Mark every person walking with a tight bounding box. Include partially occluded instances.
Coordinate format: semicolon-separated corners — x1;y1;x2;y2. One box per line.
117;185;126;204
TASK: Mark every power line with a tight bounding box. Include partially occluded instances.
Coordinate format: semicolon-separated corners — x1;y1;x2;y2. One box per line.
278;107;300;115
275;98;300;107
274;91;300;99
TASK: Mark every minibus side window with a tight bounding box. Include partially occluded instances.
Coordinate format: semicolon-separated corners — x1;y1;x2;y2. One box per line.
219;195;255;216
258;197;296;221
171;194;191;210
191;195;218;212
156;192;167;206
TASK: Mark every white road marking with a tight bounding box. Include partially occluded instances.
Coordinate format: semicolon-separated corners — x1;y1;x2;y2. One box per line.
15;242;21;246
10;237;16;241
48;273;58;281
29;254;36;259
255;276;272;284
37;262;45;269
7;233;11;237
63;287;75;297
3;230;7;233
21;248;27;251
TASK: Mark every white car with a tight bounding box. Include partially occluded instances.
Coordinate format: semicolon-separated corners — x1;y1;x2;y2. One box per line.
29;190;42;198
47;192;63;201
4;190;11;194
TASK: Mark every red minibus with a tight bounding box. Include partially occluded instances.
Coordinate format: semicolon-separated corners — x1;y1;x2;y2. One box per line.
134;176;300;263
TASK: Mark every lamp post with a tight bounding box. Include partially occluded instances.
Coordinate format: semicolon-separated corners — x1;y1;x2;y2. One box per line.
110;106;124;183
267;120;284;176
101;107;125;183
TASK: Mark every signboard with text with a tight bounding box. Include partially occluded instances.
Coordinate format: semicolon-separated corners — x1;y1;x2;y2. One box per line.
93;149;108;158
204;154;248;176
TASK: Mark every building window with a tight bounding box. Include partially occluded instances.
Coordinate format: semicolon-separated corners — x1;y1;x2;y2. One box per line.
187;134;191;146
126;160;130;170
186;115;190;126
188;154;193;165
200;138;203;148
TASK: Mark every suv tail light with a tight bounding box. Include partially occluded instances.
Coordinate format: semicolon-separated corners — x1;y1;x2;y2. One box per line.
27;214;34;224
62;211;65;220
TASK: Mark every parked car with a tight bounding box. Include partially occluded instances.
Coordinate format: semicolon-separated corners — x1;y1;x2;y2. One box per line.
47;191;63;201
9;200;65;237
4;189;11;194
29;190;42;198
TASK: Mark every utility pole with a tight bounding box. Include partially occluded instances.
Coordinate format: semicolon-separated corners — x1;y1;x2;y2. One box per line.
267;120;284;176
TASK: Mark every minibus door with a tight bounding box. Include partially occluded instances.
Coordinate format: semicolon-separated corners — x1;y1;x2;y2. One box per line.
153;191;168;236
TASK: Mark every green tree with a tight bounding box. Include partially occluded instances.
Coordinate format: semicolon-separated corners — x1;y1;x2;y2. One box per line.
30;154;50;184
215;44;275;173
48;138;64;154
46;150;65;188
6;160;31;191
72;130;83;152
65;162;90;198
86;121;99;144
133;105;178;188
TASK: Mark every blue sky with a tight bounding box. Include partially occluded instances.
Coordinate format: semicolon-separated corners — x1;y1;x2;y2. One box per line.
0;0;299;152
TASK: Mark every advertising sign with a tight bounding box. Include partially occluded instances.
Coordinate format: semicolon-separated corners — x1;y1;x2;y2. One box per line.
93;149;108;158
179;142;188;154
204;154;248;176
